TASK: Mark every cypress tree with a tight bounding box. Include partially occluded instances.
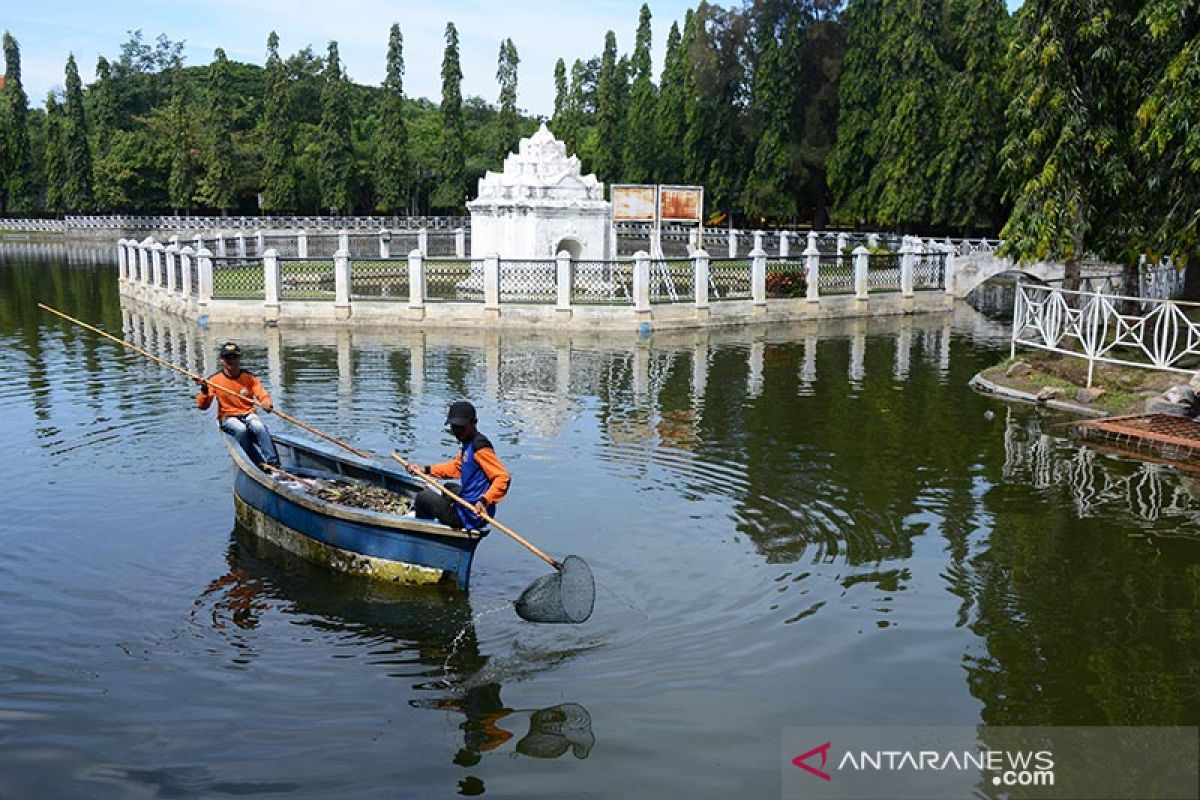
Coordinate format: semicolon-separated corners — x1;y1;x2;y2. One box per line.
495;38;520;159
592;31;622;183
1000;0;1142;287
744;23;802;220
91;55;125;211
561;59;586;157
551;58;568;136
374;23;412;214
261;31;298;213
868;0;946;227
656;20;686;183
1;32;32;212
166;59;198;213
433;22;465;211
318;41;355;214
62;54;94;212
623;4;657;183
196;48;236;214
827;0;883;222
43;92;67;212
681;7;710;188
931;0;1007;229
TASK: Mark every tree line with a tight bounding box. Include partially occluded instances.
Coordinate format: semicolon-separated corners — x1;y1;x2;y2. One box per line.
1;1;1199;294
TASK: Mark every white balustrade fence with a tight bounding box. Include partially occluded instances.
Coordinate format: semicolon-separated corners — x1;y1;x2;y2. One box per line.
1012;282;1200;385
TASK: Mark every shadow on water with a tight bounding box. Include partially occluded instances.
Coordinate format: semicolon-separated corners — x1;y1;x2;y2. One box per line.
196;525;596;769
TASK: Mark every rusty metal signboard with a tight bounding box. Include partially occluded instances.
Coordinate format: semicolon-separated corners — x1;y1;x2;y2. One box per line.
658;185;703;222
611;185;658;221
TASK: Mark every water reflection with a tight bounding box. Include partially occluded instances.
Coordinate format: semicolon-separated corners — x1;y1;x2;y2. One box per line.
197;526;595;773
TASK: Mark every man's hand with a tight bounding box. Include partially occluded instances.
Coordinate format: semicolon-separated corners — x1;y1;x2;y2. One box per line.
473;500;488;518
406;462;426;476
257;399;274;414
194;378;209;394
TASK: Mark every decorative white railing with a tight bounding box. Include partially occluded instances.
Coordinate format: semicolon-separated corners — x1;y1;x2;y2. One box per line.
1012;282;1200;385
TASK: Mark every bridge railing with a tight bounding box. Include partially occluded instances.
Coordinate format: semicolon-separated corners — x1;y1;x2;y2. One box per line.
1012;282;1200;385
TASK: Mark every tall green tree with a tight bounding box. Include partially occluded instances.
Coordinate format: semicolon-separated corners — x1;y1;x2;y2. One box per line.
551;57;568;134
495;38;521;159
43;92;67;212
999;0;1143;287
261;31;298;212
744;21;803;220
432;22;465;211
623;4;658;183
828;0;883;222
374;24;411;214
62;54;94;212
1137;0;1200;298
592;31;622;183
1;32;32;212
318;41;355;214
656;19;687;183
196;48;236;213
560;59;587;158
91;55;126;211
166;59;198;212
868;0;946;227
931;0;1007;229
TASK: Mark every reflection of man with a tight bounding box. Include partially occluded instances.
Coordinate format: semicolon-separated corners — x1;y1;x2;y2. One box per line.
196;342;281;469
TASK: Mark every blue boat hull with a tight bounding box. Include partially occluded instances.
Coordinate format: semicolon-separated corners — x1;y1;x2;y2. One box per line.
227;433;484;589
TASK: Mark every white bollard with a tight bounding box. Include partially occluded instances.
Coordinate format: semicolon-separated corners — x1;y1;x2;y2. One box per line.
900;241;915;297
165;244;179;294
297;229;308;259
633;251;651;313
483;253;500;310
693;249;710;310
750;247;767;306
263;248;281;319
379;229;391;259
556;250;572;313
196;248;214;308
333;248;351;319
805;243;821;302
853;246;870;300
180;246;194;300
418;227;429;256
779;231;790;258
455;228;466;259
408;249;425;308
727;229;737;259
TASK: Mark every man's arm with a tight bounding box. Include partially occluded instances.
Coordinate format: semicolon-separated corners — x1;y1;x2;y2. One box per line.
196;375;215;410
428;452;463;479
474;446;510;505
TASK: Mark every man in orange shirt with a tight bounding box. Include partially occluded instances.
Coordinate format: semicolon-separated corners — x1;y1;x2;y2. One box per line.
406;401;510;530
196;342;281;469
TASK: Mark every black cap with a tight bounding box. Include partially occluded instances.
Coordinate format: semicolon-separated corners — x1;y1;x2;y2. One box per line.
218;342;242;359
445;400;477;427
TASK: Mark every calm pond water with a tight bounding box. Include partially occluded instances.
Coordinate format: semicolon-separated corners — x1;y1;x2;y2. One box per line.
1;244;1198;799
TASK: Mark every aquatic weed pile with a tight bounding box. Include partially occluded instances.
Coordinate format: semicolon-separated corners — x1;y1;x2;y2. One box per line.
312;480;413;515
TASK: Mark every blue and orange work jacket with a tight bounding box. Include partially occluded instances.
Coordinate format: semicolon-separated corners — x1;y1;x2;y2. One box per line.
428;433;511;529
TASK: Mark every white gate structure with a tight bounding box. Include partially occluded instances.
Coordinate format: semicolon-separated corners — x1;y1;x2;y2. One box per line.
1011;283;1200;385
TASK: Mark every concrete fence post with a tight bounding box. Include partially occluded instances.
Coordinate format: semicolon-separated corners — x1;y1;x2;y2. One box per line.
483;253;501;316
379;228;391;259
900;241;915;297
418;227;429;256
943;245;957;298
255;230;265;257
853;245;870;300
216;233;227;258
139;238;152;286
193;234;203;253
236;232;247;258
753;230;764;253
408;249;425;315
297;229;308;258
694;249;710;312
805;243;821;302
455;228;466;259
165;244;179;294
263;248;281;321
688;229;700;254
633;251;652;314
116;239;128;283
751;247;767;308
196;247;214;309
807;231;818;253
338;229;349;256
150;240;164;293
555;250;572;316
779;231;790;258
867;233;880;250
837;232;849;255
727;229;737;259
180;246;194;301
333;249;351;319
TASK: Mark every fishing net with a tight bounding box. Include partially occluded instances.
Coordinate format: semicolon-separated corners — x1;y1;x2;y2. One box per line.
516;703;595;759
514;555;594;624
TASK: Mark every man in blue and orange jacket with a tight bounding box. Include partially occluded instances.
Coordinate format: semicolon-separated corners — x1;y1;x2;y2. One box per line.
406;401;510;530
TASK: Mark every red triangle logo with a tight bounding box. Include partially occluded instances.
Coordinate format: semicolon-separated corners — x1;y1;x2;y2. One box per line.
792;741;832;781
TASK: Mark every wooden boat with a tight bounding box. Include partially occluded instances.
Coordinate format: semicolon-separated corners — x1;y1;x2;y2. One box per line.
224;431;487;588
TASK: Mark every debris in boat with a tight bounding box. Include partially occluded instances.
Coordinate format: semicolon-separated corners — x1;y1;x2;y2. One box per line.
303;477;412;515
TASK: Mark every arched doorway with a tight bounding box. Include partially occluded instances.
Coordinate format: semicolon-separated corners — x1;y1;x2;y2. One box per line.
554;237;583;259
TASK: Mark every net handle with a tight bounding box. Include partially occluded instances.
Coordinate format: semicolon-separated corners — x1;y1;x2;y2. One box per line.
390;452;562;571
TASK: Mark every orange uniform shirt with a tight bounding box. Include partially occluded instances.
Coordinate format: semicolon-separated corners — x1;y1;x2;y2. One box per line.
430;442;511;506
196;370;272;420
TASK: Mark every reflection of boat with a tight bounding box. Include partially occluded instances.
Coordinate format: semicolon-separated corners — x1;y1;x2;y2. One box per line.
226;431;487;589
201;527;594;763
